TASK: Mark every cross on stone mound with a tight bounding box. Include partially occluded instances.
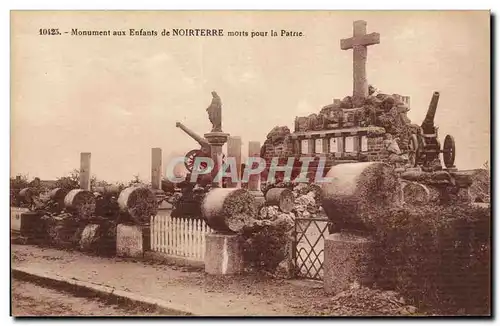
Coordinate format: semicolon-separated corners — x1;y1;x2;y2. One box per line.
341;20;380;106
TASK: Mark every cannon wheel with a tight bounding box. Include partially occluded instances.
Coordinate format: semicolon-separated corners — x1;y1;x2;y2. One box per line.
443;135;456;168
408;134;420;167
184;149;208;173
184;150;228;174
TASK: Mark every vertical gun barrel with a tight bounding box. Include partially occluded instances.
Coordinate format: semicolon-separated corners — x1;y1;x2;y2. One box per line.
421;91;440;132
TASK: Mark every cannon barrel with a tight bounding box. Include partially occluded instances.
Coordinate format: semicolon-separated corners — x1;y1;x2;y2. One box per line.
175;122;210;148
421;91;440;133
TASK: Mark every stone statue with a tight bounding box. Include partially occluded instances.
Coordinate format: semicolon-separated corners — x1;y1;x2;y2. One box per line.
206;91;222;132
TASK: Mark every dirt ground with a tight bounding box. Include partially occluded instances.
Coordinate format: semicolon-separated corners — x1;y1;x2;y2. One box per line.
11;279;185;316
12;244;421;316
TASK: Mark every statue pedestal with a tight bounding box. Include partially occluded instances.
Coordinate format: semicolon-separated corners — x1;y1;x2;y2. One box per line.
204;132;230;188
204;132;230;146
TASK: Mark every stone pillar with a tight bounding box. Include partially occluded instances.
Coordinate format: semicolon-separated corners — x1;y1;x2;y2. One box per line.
248;141;264;205
324;233;373;294
204;131;229;188
205;233;243;275
80;152;91;191
151;148;162;190
227;136;242;188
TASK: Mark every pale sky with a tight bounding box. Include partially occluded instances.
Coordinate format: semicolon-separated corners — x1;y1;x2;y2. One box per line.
11;11;490;183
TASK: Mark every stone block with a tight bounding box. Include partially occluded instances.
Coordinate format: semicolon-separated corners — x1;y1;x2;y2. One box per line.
80;224;100;252
11;210;44;242
11;208;31;233
205;233;243;275
116;224;150;258
324;233;373;294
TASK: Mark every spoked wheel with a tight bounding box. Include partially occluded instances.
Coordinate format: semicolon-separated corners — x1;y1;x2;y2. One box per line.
184;150;227;174
443;135;456;168
408;134;419;167
184;149;208;173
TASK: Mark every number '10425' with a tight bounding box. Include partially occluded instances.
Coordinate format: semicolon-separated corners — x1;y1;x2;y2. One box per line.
39;29;61;35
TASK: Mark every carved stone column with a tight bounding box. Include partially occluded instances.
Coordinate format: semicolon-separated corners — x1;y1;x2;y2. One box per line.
205;131;229;188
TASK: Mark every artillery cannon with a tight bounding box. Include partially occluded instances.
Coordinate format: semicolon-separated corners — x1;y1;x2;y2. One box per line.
407;91;456;170
176;122;226;173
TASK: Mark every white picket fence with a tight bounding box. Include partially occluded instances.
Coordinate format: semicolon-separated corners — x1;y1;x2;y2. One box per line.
150;212;213;261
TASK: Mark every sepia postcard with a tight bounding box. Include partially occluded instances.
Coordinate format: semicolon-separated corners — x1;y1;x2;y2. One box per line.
10;10;491;317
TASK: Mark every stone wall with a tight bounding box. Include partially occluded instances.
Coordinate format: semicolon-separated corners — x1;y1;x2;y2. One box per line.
366;136;386;161
259;131;388;186
261;136;294;160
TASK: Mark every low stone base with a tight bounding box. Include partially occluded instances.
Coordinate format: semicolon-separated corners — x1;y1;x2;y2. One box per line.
11;211;43;243
324;233;373;294
205;233;243;275
116;224;150;258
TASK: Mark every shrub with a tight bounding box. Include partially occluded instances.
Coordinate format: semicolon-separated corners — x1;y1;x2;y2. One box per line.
10;175;29;206
55;169;111;192
469;162;490;203
367;203;491;315
54;169;82;192
239;222;292;273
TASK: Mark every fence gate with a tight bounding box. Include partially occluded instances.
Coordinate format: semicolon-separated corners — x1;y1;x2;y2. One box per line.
292;217;330;281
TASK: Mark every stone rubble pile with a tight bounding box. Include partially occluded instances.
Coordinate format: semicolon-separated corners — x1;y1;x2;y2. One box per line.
258;183;326;225
315;283;419;316
256;206;294;228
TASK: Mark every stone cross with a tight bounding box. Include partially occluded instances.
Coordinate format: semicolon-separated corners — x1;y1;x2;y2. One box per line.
340;20;380;105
